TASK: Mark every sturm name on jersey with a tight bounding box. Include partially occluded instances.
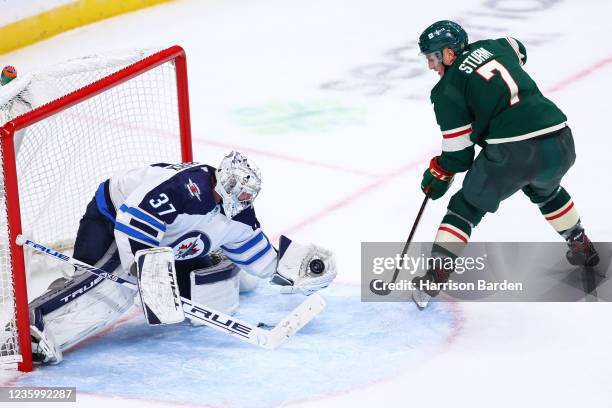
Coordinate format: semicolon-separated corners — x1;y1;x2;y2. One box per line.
459;47;494;74
170;231;212;260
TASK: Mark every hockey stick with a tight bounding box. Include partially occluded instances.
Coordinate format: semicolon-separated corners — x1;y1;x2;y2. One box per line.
17;236;326;349
369;192;431;296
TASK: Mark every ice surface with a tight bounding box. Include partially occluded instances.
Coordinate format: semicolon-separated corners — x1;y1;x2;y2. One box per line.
1;0;612;406
13;285;457;407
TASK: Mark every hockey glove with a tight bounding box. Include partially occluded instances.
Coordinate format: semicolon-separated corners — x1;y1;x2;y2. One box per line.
421;156;454;200
271;235;337;295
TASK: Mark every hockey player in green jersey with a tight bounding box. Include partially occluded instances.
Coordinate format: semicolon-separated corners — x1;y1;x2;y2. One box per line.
411;20;599;308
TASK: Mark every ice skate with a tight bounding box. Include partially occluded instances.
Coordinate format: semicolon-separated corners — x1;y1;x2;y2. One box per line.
566;228;599;268
411;263;451;310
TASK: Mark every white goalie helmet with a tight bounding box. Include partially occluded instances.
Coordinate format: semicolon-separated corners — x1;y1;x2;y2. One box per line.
214;151;262;218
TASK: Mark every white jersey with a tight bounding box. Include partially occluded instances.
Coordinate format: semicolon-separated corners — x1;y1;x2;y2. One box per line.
95;162;277;278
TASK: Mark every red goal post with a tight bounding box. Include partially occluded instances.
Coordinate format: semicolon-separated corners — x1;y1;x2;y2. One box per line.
0;45;193;372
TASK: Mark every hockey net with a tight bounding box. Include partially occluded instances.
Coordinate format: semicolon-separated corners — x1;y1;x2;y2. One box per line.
0;46;192;371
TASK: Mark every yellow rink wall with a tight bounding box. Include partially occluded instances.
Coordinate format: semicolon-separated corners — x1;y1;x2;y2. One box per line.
0;0;173;55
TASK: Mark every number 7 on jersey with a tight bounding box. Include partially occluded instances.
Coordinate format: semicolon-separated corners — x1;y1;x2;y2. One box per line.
476;60;520;106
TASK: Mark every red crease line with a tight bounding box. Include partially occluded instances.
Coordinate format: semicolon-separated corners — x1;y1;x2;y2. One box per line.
193;136;380;178
546;55;612;93
271;157;433;241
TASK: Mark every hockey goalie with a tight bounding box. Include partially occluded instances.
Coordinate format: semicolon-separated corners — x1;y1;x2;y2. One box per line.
24;151;337;364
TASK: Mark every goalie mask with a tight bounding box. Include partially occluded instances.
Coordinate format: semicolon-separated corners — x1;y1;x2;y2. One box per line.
214;151;262;218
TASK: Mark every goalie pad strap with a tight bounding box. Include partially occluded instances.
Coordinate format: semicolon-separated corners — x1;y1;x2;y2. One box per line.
194;265;239;284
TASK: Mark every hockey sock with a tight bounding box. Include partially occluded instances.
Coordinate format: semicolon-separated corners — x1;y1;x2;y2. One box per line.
433;212;471;257
535;187;580;236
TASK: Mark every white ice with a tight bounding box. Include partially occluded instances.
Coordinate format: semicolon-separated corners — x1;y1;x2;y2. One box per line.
2;0;612;407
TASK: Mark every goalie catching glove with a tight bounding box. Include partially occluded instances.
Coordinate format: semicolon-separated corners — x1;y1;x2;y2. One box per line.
270;235;337;295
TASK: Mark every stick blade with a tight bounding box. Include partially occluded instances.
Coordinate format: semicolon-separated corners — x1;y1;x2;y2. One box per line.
265;293;326;349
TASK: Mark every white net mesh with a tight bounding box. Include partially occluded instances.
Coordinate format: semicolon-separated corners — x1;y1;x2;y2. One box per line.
0;48;188;367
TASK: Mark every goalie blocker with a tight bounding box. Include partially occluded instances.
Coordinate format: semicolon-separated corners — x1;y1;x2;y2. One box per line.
133;247;184;325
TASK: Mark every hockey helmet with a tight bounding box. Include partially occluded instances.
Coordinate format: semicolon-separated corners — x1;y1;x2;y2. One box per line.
214;151;262;218
418;20;468;61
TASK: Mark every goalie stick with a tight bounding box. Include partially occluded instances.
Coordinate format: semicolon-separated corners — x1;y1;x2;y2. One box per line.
16;235;326;349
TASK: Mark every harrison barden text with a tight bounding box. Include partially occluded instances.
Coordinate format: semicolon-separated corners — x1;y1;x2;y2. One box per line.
372;279;523;292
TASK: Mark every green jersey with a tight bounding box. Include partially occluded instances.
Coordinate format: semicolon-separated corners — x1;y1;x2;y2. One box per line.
431;37;567;173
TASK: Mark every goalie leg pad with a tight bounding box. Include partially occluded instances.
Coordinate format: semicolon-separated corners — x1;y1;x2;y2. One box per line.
187;252;241;325
28;255;135;354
